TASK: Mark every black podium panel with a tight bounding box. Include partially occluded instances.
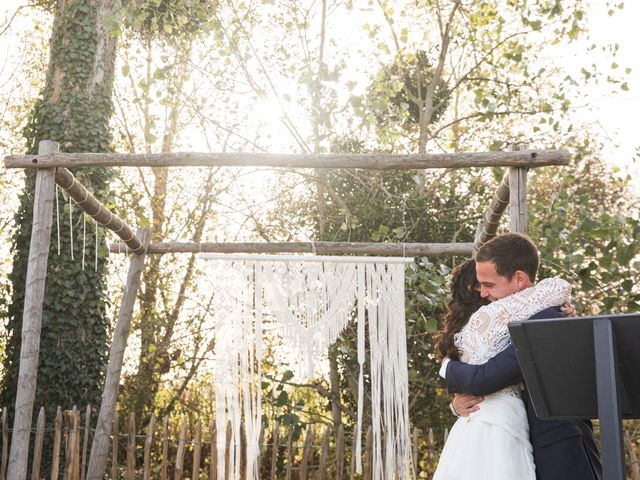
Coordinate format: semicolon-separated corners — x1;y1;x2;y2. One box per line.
508;313;640;420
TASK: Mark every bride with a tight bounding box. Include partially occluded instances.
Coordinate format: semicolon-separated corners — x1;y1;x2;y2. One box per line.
433;259;571;479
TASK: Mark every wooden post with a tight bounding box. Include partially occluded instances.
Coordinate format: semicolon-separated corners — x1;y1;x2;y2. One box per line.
174;417;187;480
318;426;331;480
64;406;80;480
509;146;528;233
111;412;118;480
81;405;91;480
335;424;344;480
192;419;202;480
143;413;156;480
161;417;169;480
509;167;528;233
51;407;62;480
269;424;280;480
87;228;150;480
299;427;314;480
7;140;58;480
224;421;232;480
126;413;135;480
31;407;46;480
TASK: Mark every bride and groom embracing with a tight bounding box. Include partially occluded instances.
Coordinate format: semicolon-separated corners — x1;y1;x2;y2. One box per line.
433;233;602;480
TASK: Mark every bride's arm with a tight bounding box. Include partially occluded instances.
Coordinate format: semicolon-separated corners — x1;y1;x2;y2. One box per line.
464;277;571;336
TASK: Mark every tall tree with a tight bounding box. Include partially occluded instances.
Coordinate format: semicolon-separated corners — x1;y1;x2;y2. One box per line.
1;0;116;426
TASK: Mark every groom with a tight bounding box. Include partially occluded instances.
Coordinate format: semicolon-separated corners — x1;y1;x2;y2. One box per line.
440;233;602;480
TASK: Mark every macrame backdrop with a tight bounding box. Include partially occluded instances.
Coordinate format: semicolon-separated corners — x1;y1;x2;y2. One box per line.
203;255;412;480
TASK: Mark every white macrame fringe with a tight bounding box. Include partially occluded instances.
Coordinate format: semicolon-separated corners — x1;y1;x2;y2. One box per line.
206;257;412;480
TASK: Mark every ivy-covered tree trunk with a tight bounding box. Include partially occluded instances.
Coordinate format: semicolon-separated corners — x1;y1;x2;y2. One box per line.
1;0;116;438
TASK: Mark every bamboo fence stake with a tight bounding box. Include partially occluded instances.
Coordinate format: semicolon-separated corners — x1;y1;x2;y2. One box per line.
126;413;135;480
32;407;46;480
111;412;118;480
8;140;58;480
161;417;169;480
335;425;344;480
143;413;156;480
209;422;217;480
269;423;280;480
318;426;331;480
81;405;91;480
51;407;62;480
87;229;150;480
174;417;187;480
1;407;8;480
192;419;202;480
64;407;78;480
285;426;293;480
299;427;314;480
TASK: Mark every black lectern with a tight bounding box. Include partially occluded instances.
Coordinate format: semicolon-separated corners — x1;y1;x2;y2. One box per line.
508;313;640;480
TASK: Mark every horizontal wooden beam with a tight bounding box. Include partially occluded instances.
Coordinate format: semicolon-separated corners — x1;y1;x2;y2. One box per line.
5;150;570;170
108;241;474;257
55;168;145;254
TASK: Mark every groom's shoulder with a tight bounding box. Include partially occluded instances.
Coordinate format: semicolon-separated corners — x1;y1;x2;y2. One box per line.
529;305;563;320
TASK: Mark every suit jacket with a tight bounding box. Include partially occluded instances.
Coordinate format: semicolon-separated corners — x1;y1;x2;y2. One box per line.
445;306;602;480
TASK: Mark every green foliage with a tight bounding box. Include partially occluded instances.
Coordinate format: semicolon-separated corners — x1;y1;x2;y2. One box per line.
366;50;450;130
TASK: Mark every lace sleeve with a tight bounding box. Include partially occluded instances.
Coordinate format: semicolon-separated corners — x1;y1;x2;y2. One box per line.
457;278;571;363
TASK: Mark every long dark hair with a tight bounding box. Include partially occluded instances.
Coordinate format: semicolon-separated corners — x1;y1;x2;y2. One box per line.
436;259;488;360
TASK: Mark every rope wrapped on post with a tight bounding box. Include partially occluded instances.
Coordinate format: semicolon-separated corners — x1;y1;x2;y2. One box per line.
54;168;145;254
474;173;510;250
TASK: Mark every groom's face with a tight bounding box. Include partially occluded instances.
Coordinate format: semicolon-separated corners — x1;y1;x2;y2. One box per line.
475;260;531;301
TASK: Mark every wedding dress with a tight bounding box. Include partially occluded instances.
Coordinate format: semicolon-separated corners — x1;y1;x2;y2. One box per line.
433;277;571;480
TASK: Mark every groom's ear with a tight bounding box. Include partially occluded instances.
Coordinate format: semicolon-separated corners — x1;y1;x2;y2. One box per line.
513;270;531;287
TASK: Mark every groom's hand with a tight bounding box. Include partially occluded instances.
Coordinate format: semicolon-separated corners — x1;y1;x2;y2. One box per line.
452;393;483;416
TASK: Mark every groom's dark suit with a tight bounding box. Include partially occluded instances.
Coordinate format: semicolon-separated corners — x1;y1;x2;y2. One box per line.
445;306;602;480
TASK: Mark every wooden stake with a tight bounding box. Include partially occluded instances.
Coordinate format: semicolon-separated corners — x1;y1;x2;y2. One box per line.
299;427;314;480
51;407;62;480
269;423;280;480
174;417;187;480
161;417;169;480
335;424;344;480
192;420;202;480
4;149;570;170
31;407;46;480
509;167;528;233
143;413;156;480
1;407;8;480
87;229;150;480
8;140;58;480
363;426;372;480
209;422;217;480
126;413;135;480
285;426;293;480
81;405;91;480
111;412;118;480
318;426;331;480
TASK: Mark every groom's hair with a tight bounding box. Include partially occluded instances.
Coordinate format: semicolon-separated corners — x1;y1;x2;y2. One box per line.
475;232;539;282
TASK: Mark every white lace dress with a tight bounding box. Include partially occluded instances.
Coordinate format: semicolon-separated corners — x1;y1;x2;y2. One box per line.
433;278;571;480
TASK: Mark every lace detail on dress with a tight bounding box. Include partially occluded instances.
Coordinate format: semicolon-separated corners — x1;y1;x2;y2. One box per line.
455;277;571;367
